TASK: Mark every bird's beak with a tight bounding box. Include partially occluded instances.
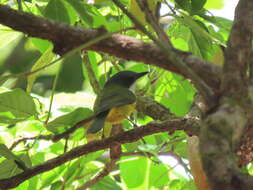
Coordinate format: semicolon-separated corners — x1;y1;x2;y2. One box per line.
135;71;149;79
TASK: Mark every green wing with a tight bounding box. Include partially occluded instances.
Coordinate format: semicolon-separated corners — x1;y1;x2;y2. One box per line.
94;85;136;114
88;85;136;134
87;111;109;134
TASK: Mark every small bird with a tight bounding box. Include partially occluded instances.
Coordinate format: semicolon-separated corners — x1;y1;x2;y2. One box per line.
87;70;148;135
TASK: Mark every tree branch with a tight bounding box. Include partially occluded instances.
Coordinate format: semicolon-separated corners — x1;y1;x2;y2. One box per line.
222;0;253;99
0;4;221;93
198;1;253;189
0;118;199;189
200;103;253;190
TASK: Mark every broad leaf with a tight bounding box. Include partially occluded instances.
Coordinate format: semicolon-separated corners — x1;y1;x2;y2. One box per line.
0;154;31;179
191;0;207;12
205;0;224;9
47;107;93;134
92;176;122;190
27;46;55;93
44;0;77;24
149;163;170;188
0;89;37;121
120;156;149;189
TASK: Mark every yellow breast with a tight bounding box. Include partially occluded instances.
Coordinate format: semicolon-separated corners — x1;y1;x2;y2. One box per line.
106;103;136;124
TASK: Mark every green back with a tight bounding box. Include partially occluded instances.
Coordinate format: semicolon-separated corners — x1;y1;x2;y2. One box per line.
94;85;136;114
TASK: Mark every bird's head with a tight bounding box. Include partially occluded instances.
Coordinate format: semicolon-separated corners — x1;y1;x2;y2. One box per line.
105;71;148;88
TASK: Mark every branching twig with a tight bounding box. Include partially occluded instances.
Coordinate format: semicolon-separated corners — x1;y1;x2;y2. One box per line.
136;0;171;45
77;124;123;189
45;66;61;124
10;135;53;150
77;159;117;190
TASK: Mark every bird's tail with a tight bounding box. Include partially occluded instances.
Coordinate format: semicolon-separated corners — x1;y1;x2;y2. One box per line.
87;111;109;134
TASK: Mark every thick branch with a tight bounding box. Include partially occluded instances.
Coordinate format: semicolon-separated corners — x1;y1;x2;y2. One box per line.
136;96;173;120
0;118;199;189
0;5;221;93
222;0;253;98
200;103;253;190
199;1;253;189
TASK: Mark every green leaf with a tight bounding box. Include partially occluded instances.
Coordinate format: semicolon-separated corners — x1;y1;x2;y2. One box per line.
87;51;100;79
0;144;21;161
155;72;196;116
65;0;94;26
204;16;232;32
174;141;187;158
191;0;206;13
27;176;39;190
50;181;63;190
30;38;52;54
204;0;224;9
149;163;169;188
92;176;122;190
49;142;64;154
138;144;160;155
14;180;29;190
0;27;22;58
0;26;23;52
169;179;187;190
120;156;149;189
0;154;31;179
31;152;45;165
0;89;37;120
41;165;65;188
47;107;93;134
62;151;104;186
63;160;83;185
27;46;55;93
174;0;191;12
129;0;160;25
66;0;108;29
44;0;75;23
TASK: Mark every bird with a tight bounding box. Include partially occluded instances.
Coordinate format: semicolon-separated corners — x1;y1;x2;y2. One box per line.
87;70;148;135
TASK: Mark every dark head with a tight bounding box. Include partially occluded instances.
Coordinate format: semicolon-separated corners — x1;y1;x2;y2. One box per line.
105;71;148;88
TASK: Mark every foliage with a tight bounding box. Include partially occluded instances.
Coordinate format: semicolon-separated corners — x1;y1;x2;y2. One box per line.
0;0;231;189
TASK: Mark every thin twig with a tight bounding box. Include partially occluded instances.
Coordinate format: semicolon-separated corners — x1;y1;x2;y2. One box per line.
136;0;171;44
45;65;61;124
78;125;123;189
82;53;101;95
163;0;177;15
77;159;117;190
10;135;53;150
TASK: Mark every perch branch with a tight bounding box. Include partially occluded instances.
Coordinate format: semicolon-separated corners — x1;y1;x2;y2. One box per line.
0;118;199;189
